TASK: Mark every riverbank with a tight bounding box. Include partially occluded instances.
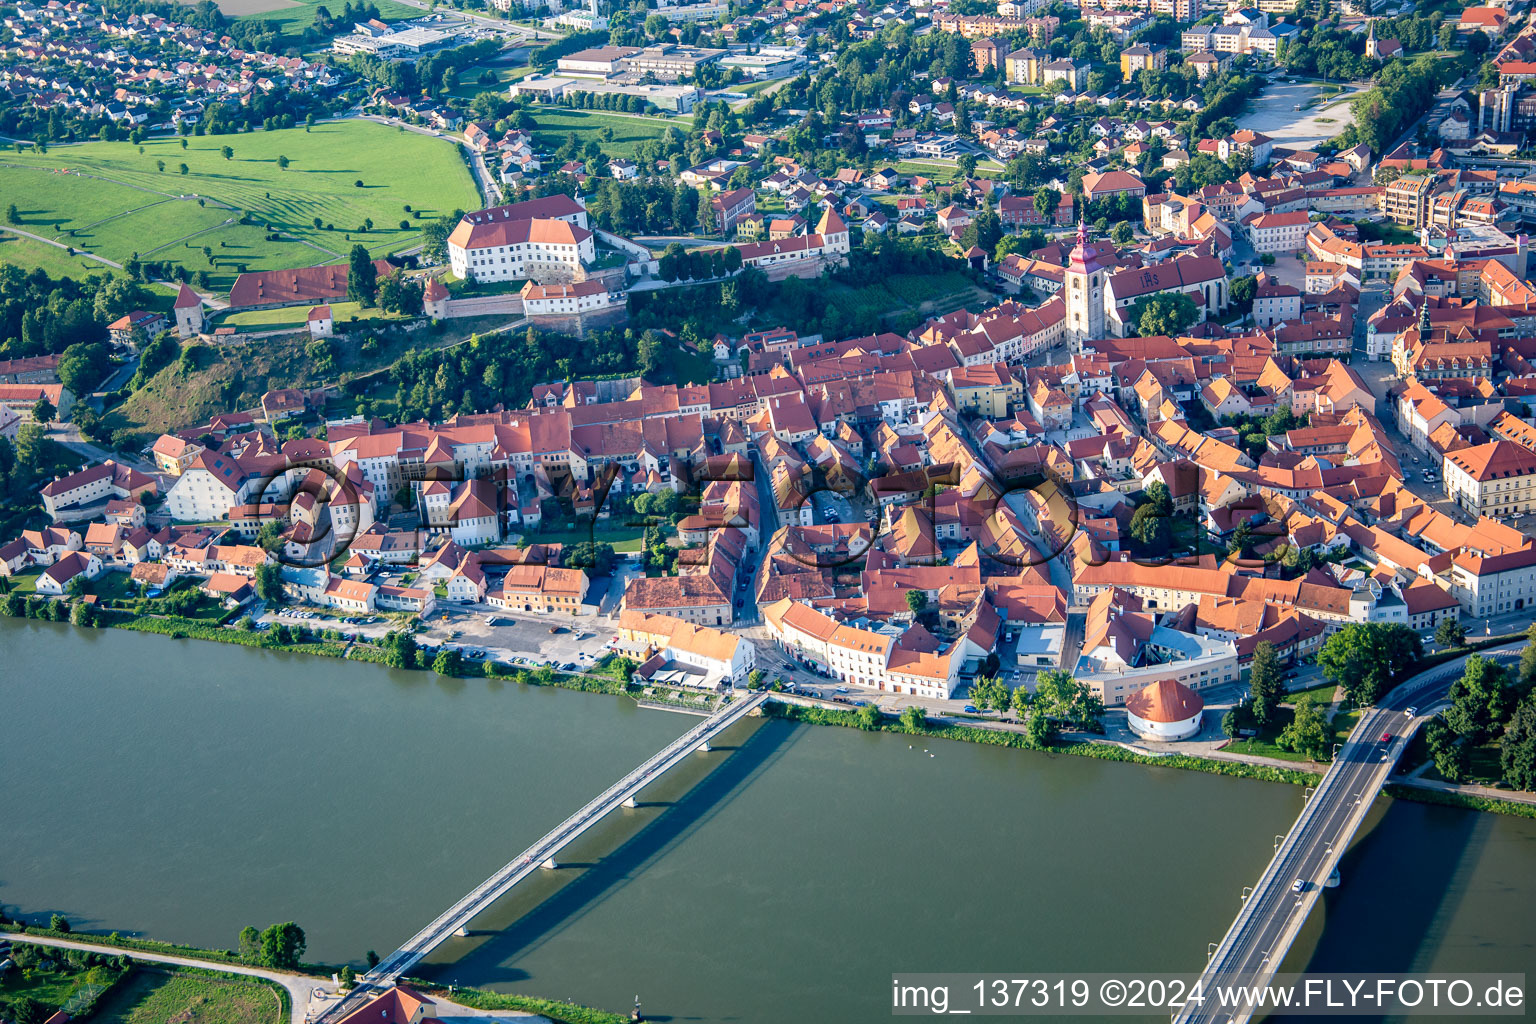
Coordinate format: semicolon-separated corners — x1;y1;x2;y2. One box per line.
1;929;623;1024
1385;783;1536;819
761;701;1323;786
413;982;628;1024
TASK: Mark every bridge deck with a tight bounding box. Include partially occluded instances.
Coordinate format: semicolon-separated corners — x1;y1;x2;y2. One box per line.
1174;647;1522;1024
319;690;769;1023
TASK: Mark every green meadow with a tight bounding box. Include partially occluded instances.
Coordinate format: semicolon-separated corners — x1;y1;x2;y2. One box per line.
0;120;479;291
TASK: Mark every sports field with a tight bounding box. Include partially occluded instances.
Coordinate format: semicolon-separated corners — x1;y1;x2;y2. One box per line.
0;120;479;292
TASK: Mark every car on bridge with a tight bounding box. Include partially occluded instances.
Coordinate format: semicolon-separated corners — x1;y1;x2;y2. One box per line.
1381;732;1393;743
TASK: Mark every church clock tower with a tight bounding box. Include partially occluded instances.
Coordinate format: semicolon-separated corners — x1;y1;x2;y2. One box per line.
1064;221;1108;353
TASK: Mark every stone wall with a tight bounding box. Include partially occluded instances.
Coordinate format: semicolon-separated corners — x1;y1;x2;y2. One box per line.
525;303;629;336
437;293;525;319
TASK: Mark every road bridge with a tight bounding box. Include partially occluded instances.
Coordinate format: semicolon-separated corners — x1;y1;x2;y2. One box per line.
1173;645;1523;1024
318;689;769;1022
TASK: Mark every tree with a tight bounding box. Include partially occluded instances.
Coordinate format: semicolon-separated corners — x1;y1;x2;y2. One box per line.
1316;622;1423;706
1033;186;1061;221
1521;632;1536;688
258;922;306;970
1111;220;1134;244
1229;274;1257;320
57;342;111;396
970;675;1009;712
1276;696;1329;760
1129;502;1167;548
905;590;928;615
1222;699;1253;738
347;244;378;307
855;702;882;730
277;155;290;170
433;646;463;676
6;997;48;1024
1022;708;1055;748
1425;715;1468;783
1130;292;1200;337
31;397;55;424
899;705;927;733
339;965;356;990
221;145;234;161
5;203;17;225
238;925;262;961
180;163;189;175
1434;617;1467;649
1499;692;1536;791
1444;654;1509;744
382;630;419;670
1248;641;1284;727
254;563;284;603
256;519;286;553
49;914;70;933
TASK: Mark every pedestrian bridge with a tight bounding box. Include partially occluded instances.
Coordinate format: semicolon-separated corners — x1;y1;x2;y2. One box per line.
1173;647;1522;1024
318;689;770;1022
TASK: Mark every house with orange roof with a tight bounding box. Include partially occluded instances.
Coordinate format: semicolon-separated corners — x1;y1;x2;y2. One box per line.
620;609;755;688
491;564;589;614
1442;439;1536;518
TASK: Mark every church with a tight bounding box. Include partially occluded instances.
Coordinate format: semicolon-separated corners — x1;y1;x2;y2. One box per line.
1061;223;1229;346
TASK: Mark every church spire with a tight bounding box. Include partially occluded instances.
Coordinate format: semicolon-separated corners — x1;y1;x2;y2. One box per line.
1418;298;1432;335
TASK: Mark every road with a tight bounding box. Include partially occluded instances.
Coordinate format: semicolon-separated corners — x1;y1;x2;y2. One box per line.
1175;644;1525;1024
0;932;325;1024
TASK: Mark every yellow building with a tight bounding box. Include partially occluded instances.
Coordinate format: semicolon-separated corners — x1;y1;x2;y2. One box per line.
1120;44;1168;82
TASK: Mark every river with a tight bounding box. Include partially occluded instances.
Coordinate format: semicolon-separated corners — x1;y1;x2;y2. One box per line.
3;620;1532;1023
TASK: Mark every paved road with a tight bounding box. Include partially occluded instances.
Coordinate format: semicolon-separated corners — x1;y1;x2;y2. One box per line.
0;932;325;1024
1175;644;1525;1023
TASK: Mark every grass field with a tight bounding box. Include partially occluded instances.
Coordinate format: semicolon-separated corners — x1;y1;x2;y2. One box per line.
205;0;423;30
820;271;990;327
217;299;406;331
0;229;120;278
1224;704;1360;763
0;121;479;292
527;107;688;159
529;521;646;551
448;62;537;99
895;159;1002;182
93;970;283;1024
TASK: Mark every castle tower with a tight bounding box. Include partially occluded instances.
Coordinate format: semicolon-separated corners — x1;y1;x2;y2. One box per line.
173;282;204;338
1063;220;1107;353
423;276;450;319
